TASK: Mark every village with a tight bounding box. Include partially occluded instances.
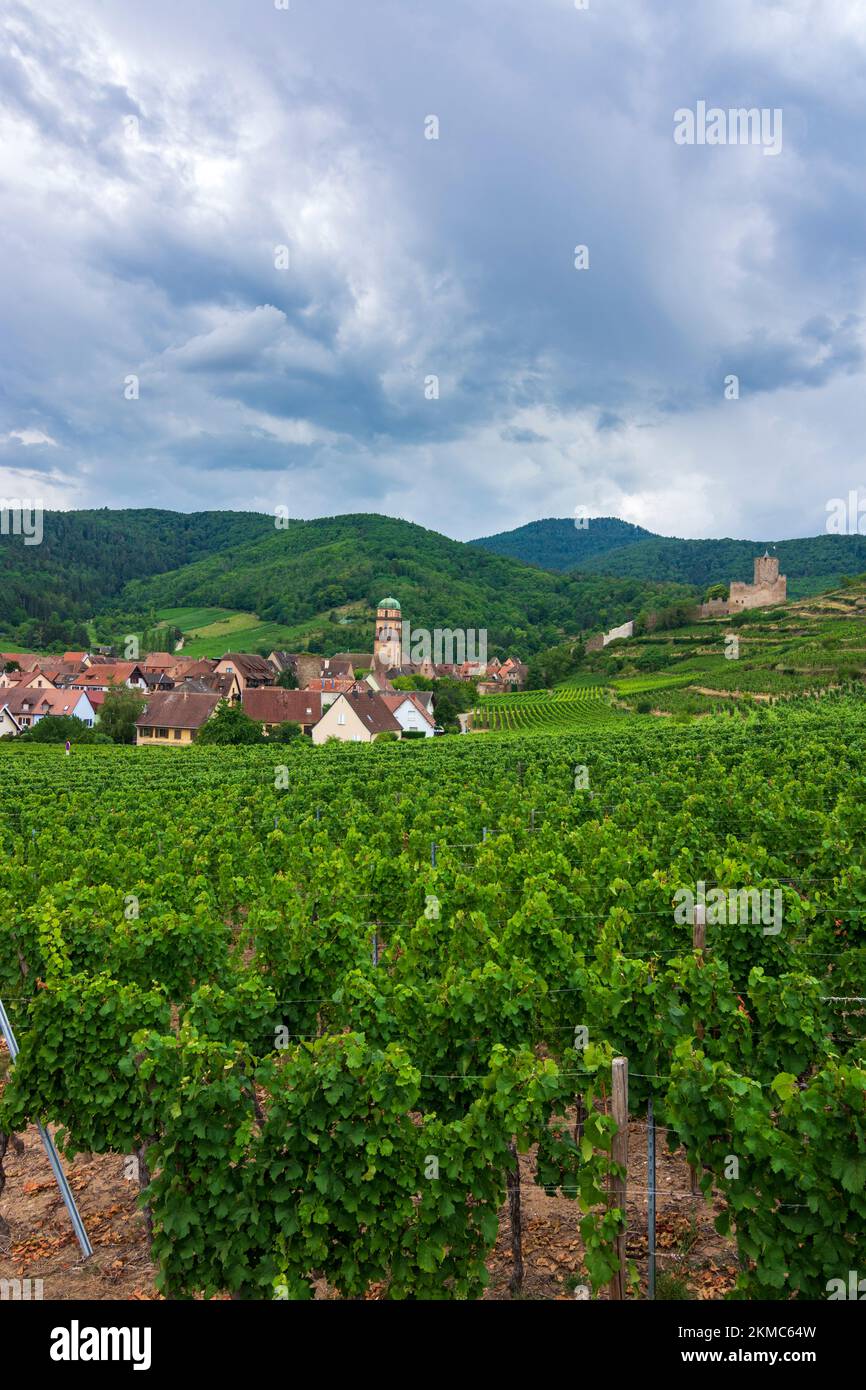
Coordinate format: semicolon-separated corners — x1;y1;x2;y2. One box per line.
0;598;528;745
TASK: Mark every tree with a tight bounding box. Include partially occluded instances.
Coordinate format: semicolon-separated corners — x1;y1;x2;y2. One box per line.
195;702;265;746
271;720;302;743
19;715;108;745
276;669;298;690
704;582;729;602
98;685;147;744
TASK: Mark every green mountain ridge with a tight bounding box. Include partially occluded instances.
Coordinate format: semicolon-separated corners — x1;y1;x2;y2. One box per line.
119;513;688;659
471;516;657;569
4;508;864;659
474;517;866;589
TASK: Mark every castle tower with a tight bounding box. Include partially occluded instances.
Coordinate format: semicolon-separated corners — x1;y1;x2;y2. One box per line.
374;597;402;669
753;551;779;587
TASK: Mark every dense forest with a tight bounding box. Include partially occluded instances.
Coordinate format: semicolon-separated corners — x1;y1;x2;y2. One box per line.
472;516;657;570
119;514;690;659
475;518;866;588
0;510;270;647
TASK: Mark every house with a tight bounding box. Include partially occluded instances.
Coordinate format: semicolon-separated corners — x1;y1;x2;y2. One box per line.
175;672;241;702
380;692;436;737
70;663;148;692
0;667;56;691
140;670;175;692
332;651;374;672
0;653;43;673
268;652;327;688
0;707;22;738
62;651;91;667
242;688;322;737
168;659;218;681
215;653;274;692
141;652;177;672
312;691;403;744
2;689;97;730
135;691;222;746
305;676;357;707
497;657;528;688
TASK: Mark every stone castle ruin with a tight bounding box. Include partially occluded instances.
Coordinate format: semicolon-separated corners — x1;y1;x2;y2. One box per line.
699;552;786;618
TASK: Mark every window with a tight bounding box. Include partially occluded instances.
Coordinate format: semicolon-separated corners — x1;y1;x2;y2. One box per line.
156;727;168;739
337;712;346;725
173;729;182;740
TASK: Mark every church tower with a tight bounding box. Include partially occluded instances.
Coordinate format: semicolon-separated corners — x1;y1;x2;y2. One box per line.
374;597;402;669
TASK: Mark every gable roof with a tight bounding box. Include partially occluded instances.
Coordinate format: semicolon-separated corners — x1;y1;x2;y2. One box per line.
380;692;435;725
74;663;143;687
337;691;402;735
135;690;221;730
141;652;176;670
332;652;374;669
1;653;43;672
217;653;274;680
3;688;91;717
242;688;322;725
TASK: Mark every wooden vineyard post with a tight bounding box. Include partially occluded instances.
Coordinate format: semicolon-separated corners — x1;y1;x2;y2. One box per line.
507;1140;523;1295
608;1056;628;1300
690;902;706;1196
647;1093;656;1299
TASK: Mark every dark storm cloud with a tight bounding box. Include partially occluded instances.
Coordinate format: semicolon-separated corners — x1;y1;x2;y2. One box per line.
1;0;865;539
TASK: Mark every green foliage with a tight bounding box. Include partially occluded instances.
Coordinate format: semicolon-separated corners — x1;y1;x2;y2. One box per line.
18;714;107;745
270;720;302;743
98;684;147;744
195;701;265;745
3;694;866;1299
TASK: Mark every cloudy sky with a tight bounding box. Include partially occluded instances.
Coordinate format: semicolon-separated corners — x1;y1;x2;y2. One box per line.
1;0;865;540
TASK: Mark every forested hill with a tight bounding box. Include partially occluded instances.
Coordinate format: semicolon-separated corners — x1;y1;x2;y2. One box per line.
473;518;866;591
1;509;271;644
578;533;866;589
118;513;690;658
472;517;657;570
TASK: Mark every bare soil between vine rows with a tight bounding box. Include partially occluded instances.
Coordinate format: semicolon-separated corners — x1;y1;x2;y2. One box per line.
0;1115;738;1302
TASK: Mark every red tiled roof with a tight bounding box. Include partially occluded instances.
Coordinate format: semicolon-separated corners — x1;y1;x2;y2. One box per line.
306;676;355;693
3;688;92;717
242;688;322;726
75;663;141;687
134;691;221;730
1;653;43;671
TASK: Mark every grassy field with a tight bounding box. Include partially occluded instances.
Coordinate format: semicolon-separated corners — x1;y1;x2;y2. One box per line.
155;607;328;659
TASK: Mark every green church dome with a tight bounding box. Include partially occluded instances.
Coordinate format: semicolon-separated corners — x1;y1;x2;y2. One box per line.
378;596;401;609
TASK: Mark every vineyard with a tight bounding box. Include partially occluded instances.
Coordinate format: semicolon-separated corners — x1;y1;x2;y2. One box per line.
1;697;866;1301
472;683;617;733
